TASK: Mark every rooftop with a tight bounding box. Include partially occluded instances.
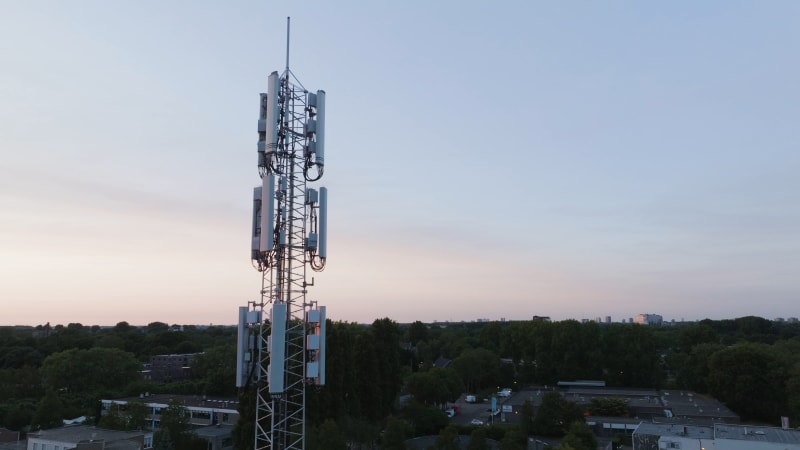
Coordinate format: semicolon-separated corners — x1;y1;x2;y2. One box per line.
633;422;714;440
107;394;238;412
715;424;800;445
29;426;148;444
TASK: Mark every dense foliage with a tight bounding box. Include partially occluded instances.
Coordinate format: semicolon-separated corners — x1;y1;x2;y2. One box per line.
0;321;235;432
2;315;800;448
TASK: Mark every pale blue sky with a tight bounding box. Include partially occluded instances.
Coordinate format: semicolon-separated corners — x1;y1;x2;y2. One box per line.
1;1;798;325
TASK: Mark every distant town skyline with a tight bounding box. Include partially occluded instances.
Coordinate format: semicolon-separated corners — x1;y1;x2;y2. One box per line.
2;2;799;326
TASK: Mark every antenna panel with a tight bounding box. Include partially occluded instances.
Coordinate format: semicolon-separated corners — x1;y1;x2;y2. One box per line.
268;303;287;394
251;187;262;260
259;175;275;253
318;187;328;259
265;72;280;157
236;307;249;387
315;90;326;166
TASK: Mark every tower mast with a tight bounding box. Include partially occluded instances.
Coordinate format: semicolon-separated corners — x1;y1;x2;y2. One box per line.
237;17;328;450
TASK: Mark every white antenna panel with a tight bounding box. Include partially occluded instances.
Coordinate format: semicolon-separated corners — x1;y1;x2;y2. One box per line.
259;175;275;253
318;187;328;259
265;71;280;157
315;90;325;166
251;186;262;260
317;306;326;385
235;307;248;387
268;303;287;394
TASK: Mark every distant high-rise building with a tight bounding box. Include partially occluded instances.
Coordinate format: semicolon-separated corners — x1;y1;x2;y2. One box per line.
605;316;612;324
635;314;663;325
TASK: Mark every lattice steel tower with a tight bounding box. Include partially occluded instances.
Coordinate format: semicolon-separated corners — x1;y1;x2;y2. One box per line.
236;18;328;450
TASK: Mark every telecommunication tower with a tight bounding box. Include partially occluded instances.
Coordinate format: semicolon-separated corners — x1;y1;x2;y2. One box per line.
236;18;328;450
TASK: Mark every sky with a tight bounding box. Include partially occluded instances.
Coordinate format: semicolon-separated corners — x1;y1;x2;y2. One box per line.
1;1;799;326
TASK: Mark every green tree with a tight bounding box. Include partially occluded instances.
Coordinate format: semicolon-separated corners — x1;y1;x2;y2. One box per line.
533;392;583;436
434;425;460;450
467;427;491;450
406;368;462;407
155;400;192;449
519;399;535;437
407;321;430;346
372;318;404;418
677;323;719;352
400;400;448;436
3;401;34;431
31;389;63;430
451;348;501;394
317;419;347;450
40;347;141;394
98;406;126;430
675;342;725;392
153;430;174;450
126;400;150;430
560;421;597;450
232;386;256;450
192;345;236;396
381;416;412;450
707;343;789;421
498;428;525;450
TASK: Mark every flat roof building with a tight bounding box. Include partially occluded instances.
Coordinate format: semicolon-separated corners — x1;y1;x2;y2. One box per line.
632;423;800;450
26;426;152;450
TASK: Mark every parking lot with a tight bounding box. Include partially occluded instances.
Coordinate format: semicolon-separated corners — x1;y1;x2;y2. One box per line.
450;393;511;426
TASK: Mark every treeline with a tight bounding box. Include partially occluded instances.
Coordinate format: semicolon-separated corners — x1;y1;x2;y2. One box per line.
0;321;237;430
2;316;800;448
240;316;800;448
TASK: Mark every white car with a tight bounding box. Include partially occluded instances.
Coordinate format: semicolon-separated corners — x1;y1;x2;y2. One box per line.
470;419;484;426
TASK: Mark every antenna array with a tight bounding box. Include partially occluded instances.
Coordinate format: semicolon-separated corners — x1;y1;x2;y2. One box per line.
236;17;329;450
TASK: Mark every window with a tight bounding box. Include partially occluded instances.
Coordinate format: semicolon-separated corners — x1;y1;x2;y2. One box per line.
191;410;211;420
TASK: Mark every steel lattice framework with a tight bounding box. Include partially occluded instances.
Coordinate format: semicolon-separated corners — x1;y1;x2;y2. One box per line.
238;19;328;450
254;72;314;450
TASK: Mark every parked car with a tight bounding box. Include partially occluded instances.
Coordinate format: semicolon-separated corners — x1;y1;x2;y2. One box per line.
470;419;484;426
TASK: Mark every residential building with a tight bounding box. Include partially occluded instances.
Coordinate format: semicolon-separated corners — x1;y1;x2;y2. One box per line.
142;353;199;383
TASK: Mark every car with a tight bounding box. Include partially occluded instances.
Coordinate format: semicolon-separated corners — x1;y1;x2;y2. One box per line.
470;419;484;426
